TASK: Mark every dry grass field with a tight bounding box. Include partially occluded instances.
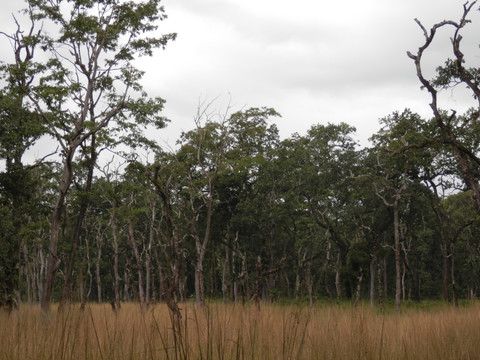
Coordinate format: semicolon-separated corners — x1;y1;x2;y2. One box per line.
1;301;480;359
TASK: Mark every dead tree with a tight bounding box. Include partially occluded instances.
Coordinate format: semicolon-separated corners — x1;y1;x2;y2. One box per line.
407;1;480;214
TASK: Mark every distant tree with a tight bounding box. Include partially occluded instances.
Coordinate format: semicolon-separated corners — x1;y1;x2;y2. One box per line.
370;110;434;313
303;123;360;299
175;104;230;306
219;107;281;303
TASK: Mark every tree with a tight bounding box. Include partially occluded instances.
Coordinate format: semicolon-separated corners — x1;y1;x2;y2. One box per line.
370;109;438;312
0;13;47;309
176;104;229;306
3;0;175;312
217;107;281;303
302;123;360;299
408;1;480;213
148;151;185;316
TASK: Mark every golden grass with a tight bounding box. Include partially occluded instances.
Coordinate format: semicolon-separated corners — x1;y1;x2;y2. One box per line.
1;301;480;359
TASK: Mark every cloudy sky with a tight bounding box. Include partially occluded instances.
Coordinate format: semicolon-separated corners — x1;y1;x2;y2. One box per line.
141;0;480;148
2;0;480;150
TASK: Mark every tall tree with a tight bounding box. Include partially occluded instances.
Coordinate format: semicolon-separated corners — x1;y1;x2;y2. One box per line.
0;13;47;308
5;0;175;312
302;123;359;299
408;1;480;213
370;109;436;312
175;102;231;306
217;107;280;302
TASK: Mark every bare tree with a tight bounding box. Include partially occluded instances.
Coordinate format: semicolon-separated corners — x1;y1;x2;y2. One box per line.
407;1;480;213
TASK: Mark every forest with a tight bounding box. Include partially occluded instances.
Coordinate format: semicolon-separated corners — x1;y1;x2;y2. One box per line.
1;0;480;319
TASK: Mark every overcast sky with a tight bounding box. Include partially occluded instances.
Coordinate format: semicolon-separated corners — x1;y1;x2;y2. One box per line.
2;0;480;150
142;0;480;148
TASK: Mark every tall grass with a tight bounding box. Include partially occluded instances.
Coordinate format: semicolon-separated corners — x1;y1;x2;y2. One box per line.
1;301;480;359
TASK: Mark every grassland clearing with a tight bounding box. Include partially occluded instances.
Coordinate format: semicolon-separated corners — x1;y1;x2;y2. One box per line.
1;301;480;359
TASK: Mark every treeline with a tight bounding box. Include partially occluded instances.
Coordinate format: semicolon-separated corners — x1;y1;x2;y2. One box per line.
3;106;480;310
1;1;480;314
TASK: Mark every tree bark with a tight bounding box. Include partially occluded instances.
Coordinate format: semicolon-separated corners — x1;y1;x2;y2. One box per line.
127;218;146;308
60;134;97;309
369;254;376;307
450;242;458;307
95;234;103;303
393;200;402;314
146;199;157;305
41;150;75;312
110;204;121;310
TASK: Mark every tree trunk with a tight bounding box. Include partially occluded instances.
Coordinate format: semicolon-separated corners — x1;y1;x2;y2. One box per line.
222;241;233;303
450;242;458;307
306;253;313;307
323;240;333;300
194;235;206;306
146;199;156;305
255;255;263;310
110;204;121;310
294;249;303;300
411;241;421;302
383;257;388;301
96;235;103;303
335;253;341;299
41;151;75;313
393;200;402;314
127;218;146;307
267;227;276;302
401;241;410;302
123;269;131;302
192;194;213;307
339;247;351;299
60;135;97;309
354;269;363;306
22;242;33;304
369;254;376;307
377;259;384;311
152;247;164;302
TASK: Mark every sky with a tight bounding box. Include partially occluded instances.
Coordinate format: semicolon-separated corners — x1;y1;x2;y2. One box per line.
138;0;480;148
1;0;480;152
